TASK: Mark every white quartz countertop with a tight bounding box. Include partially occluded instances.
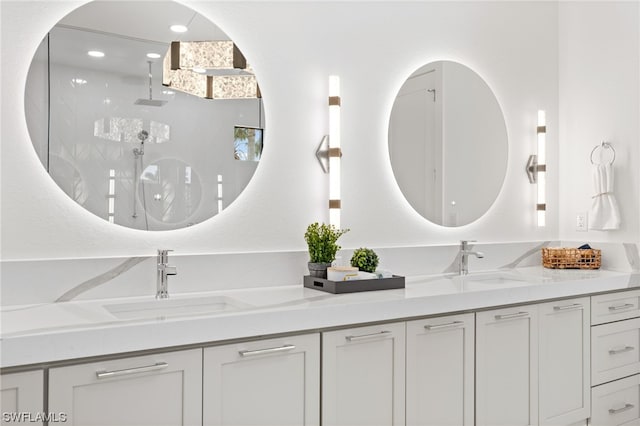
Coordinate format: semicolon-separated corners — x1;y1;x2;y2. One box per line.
2;266;639;368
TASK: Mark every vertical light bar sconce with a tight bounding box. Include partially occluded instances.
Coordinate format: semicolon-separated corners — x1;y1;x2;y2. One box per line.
328;75;342;228
108;169;116;224
526;110;546;227
315;76;343;227
217;174;224;214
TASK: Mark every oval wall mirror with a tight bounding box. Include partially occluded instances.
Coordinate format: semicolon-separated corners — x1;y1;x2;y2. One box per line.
388;60;507;227
25;1;264;231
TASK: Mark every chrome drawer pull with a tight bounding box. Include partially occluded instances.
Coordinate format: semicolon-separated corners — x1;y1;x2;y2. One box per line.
345;330;391;341
609;346;635;355
424;321;464;330
609;403;635;414
608;303;635;311
96;362;168;379
554;303;583;311
239;344;296;357
495;312;529;320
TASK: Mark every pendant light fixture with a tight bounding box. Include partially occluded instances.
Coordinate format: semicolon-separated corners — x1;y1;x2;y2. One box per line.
162;41;260;99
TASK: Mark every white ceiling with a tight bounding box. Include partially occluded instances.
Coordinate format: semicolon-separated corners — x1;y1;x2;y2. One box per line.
59;1;229;44
52;1;230;77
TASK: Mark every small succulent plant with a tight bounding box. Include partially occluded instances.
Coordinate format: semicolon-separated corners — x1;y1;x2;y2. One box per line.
350;247;379;273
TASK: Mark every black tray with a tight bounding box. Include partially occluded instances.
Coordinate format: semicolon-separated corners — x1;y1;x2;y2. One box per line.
303;275;405;294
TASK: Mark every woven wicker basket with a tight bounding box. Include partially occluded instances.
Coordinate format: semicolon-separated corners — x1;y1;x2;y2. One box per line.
542;247;601;269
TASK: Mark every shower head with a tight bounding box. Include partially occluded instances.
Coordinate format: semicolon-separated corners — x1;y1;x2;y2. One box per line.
135;61;167;107
134;99;167;107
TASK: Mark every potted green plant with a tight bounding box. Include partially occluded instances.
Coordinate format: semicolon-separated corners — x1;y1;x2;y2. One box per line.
350;247;379;273
304;222;349;278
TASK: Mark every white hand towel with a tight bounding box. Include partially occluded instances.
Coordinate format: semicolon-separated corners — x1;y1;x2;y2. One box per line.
589;163;621;230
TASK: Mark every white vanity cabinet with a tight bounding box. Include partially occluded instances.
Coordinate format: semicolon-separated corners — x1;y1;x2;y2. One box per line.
405;313;474;426
48;349;202;426
1;370;44;426
322;322;405;426
476;305;539;426
538;297;591;426
202;333;320;426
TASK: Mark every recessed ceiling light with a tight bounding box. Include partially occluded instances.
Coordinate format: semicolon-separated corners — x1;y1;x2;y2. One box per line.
87;50;105;58
146;53;161;59
192;68;206;74
170;24;188;33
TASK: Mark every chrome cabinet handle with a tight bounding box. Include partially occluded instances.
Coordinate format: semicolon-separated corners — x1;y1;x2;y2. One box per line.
494;312;529;320
239;344;296;357
609;303;635;311
609;403;635;414
345;330;391;341
609;346;635;355
554;303;583;311
424;321;464;330
96;362;169;379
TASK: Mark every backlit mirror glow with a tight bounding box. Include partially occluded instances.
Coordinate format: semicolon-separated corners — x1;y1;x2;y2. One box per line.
24;1;265;231
388;60;507;227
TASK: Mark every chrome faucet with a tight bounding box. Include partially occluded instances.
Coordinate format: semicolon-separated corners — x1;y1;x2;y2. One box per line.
157;249;177;299
459;240;484;275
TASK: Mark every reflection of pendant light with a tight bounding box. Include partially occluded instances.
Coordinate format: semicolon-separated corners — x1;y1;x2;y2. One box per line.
93;118;170;144
162;41;260;99
170;41;246;72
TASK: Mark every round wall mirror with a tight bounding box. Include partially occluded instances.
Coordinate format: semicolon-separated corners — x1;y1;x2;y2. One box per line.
388;60;507;227
25;1;264;231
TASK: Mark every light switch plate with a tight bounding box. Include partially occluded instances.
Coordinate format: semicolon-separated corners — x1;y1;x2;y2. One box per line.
576;212;588;231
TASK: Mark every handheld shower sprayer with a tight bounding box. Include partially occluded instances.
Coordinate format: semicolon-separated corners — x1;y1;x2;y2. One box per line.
133;130;148;157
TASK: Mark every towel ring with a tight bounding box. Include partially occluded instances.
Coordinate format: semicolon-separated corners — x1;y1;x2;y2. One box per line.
590;141;616;165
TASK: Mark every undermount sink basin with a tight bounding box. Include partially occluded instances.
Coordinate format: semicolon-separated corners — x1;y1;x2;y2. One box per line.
461;271;529;285
451;271;534;291
104;295;253;320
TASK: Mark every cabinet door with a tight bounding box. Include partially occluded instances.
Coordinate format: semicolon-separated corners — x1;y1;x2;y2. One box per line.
591;374;640;426
49;349;202;426
476;305;538;426
406;313;474;426
539;297;590;425
322;322;405;426
203;333;320;426
1;370;44;426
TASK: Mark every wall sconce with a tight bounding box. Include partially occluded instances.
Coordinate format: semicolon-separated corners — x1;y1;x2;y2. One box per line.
315;76;342;228
526;110;546;227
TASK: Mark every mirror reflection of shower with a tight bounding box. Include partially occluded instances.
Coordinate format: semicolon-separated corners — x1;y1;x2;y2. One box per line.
132;130;149;230
23;1;266;231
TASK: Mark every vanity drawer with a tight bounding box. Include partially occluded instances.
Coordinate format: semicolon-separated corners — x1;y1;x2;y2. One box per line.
591;374;640;426
592;291;640;325
592;318;640;386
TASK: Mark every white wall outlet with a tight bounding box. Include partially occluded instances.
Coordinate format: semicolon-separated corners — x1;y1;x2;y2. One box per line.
576;212;588;231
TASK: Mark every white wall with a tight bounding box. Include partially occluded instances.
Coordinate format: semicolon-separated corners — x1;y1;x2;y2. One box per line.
1;1;563;260
558;1;640;243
